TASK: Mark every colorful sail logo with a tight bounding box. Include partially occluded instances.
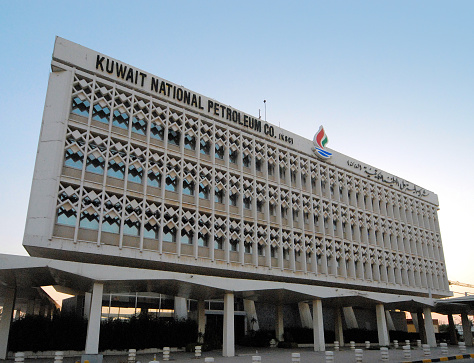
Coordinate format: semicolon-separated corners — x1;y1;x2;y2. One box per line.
313;126;332;159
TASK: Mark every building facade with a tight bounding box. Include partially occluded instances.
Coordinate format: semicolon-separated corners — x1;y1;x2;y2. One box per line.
11;37;452;358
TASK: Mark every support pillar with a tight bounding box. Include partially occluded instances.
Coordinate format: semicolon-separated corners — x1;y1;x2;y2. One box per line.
197;300;206;343
174;297;187;320
83;292;92;319
376;304;390;346
275;304;284;342
312;299;325;351
411;312;420;332
343;307;359;329
298;302;313;328
84;282;104;356
223;292;235;357
385;311;396;331
334;308;344;347
243;299;259;331
417;311;427;344
0;287;16;360
423;307;437;347
461;312;473;346
448;314;458;344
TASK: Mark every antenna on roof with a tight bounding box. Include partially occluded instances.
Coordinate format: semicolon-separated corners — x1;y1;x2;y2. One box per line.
264;100;266;122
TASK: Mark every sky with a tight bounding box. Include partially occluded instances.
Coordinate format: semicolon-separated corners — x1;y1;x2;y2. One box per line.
0;1;473;295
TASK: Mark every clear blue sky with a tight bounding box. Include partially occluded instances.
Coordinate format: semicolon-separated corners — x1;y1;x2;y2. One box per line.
0;1;473;287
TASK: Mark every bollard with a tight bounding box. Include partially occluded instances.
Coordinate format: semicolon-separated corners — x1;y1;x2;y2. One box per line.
54;351;64;363
440;342;448;356
403;345;411;360
355;348;363;362
325;351;334;363
14;352;25;363
365;341;370;349
128;349;137;363
380;347;389;362
163;347;170;361
204;358;214;363
422;344;430;357
252;356;261;363
291;352;301;363
334;340;340;351
405;339;410;347
416;339;422;348
148;353;158;363
393;340;398;348
195;345;202;358
459;342;467;353
350;341;356;350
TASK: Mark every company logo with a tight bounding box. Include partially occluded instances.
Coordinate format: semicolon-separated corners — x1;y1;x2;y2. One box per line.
312;126;332;159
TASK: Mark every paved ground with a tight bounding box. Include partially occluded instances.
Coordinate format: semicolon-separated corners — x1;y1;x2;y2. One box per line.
5;345;474;363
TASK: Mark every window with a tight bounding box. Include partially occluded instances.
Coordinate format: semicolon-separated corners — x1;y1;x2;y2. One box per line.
301;175;306;187
215;187;224;204
184;134;196;150
199;183;210;199
113;109;129;130
181;229;193;244
150;123;164;140
79;200;100;230
321;181;326;194
229;191;238;207
333;220;338;232
198;232;209;247
143;221;159;239
132;117;147;136
269;204;276;216
86;152;105;175
255;158;262;172
281;206;288;218
291;171;297;184
229;149;238;164
258;244;265;256
243;196;252;210
256;200;263;213
230;238;239;252
165;175;178;192
304;212;309;224
64;147;84;170
128;163;143;184
102;214;120;234
268;163;274;175
324;217;329;230
244;242;252;254
215;144;224;160
123;218;140;236
182;179;195;196
168;129;180;146
147;170;161;188
279;166;286;180
214;236;224;250
92;103;110;124
330;185;335;197
200;139;210;155
163;226;176;243
283;248;290;260
242;154;251;168
57;206;77;227
292;209;299;221
271;245;278;258
71;97;90;117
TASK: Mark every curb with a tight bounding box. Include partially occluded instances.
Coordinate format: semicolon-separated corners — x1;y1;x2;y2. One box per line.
404;353;474;362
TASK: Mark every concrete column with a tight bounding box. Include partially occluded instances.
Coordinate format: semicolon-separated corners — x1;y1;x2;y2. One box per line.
243;299;259;331
334;308;344;347
223;292;235;357
312;299;325;351
83;292;92;319
85;282;104;355
0;287;16;360
461;312;473;346
448;314;458;344
197;300;206;343
174;297;188;320
298;302;313;328
423;307;437;347
385;310;396;331
343;307;359;329
417;310;427;344
275;304;284;341
376;304;390;346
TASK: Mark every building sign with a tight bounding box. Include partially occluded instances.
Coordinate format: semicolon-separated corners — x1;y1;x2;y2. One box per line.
312;126;332;159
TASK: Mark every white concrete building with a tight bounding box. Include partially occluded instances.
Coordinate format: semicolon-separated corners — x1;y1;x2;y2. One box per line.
0;37;452;360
